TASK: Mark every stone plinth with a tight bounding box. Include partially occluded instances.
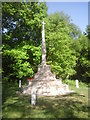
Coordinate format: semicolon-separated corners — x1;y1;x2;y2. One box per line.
23;64;74;96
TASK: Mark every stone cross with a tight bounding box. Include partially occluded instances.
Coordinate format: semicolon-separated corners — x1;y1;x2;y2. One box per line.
42;21;46;65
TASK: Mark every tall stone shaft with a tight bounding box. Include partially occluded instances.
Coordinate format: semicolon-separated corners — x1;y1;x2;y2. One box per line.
42;21;46;65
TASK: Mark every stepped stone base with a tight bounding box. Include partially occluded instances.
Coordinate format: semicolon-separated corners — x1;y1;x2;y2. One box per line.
22;64;74;96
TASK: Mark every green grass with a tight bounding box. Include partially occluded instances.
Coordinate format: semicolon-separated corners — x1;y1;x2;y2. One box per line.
2;81;89;119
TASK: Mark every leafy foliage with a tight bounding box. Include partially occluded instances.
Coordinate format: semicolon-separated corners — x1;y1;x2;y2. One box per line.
2;2;48;46
3;44;42;80
72;35;89;82
45;12;77;79
2;2;47;81
2;3;89;83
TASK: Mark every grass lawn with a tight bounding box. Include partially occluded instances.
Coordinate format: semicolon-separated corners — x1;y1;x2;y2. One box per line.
2;81;89;119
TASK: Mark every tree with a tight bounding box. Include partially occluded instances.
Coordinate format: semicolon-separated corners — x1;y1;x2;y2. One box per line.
71;34;89;82
45;12;77;79
69;23;82;39
2;2;48;47
86;25;90;40
2;2;89;83
2;2;47;81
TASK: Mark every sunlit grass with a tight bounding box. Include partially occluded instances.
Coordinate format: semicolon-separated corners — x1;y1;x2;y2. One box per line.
2;81;88;118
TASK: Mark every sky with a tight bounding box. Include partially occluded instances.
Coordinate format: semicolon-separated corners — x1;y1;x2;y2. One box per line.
46;2;88;33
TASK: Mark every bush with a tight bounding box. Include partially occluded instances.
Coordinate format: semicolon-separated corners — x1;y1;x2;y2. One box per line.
63;79;88;87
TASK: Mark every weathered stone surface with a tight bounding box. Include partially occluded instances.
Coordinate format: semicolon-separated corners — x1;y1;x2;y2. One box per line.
42;21;46;65
22;70;73;96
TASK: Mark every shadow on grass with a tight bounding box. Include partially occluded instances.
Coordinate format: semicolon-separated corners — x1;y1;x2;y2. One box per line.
2;82;19;103
2;82;88;118
37;94;88;118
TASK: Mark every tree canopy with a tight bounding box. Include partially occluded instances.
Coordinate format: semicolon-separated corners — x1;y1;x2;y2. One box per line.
2;2;47;81
45;12;77;79
2;2;89;83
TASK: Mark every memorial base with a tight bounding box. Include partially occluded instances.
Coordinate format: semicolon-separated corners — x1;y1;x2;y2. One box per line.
23;64;74;96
